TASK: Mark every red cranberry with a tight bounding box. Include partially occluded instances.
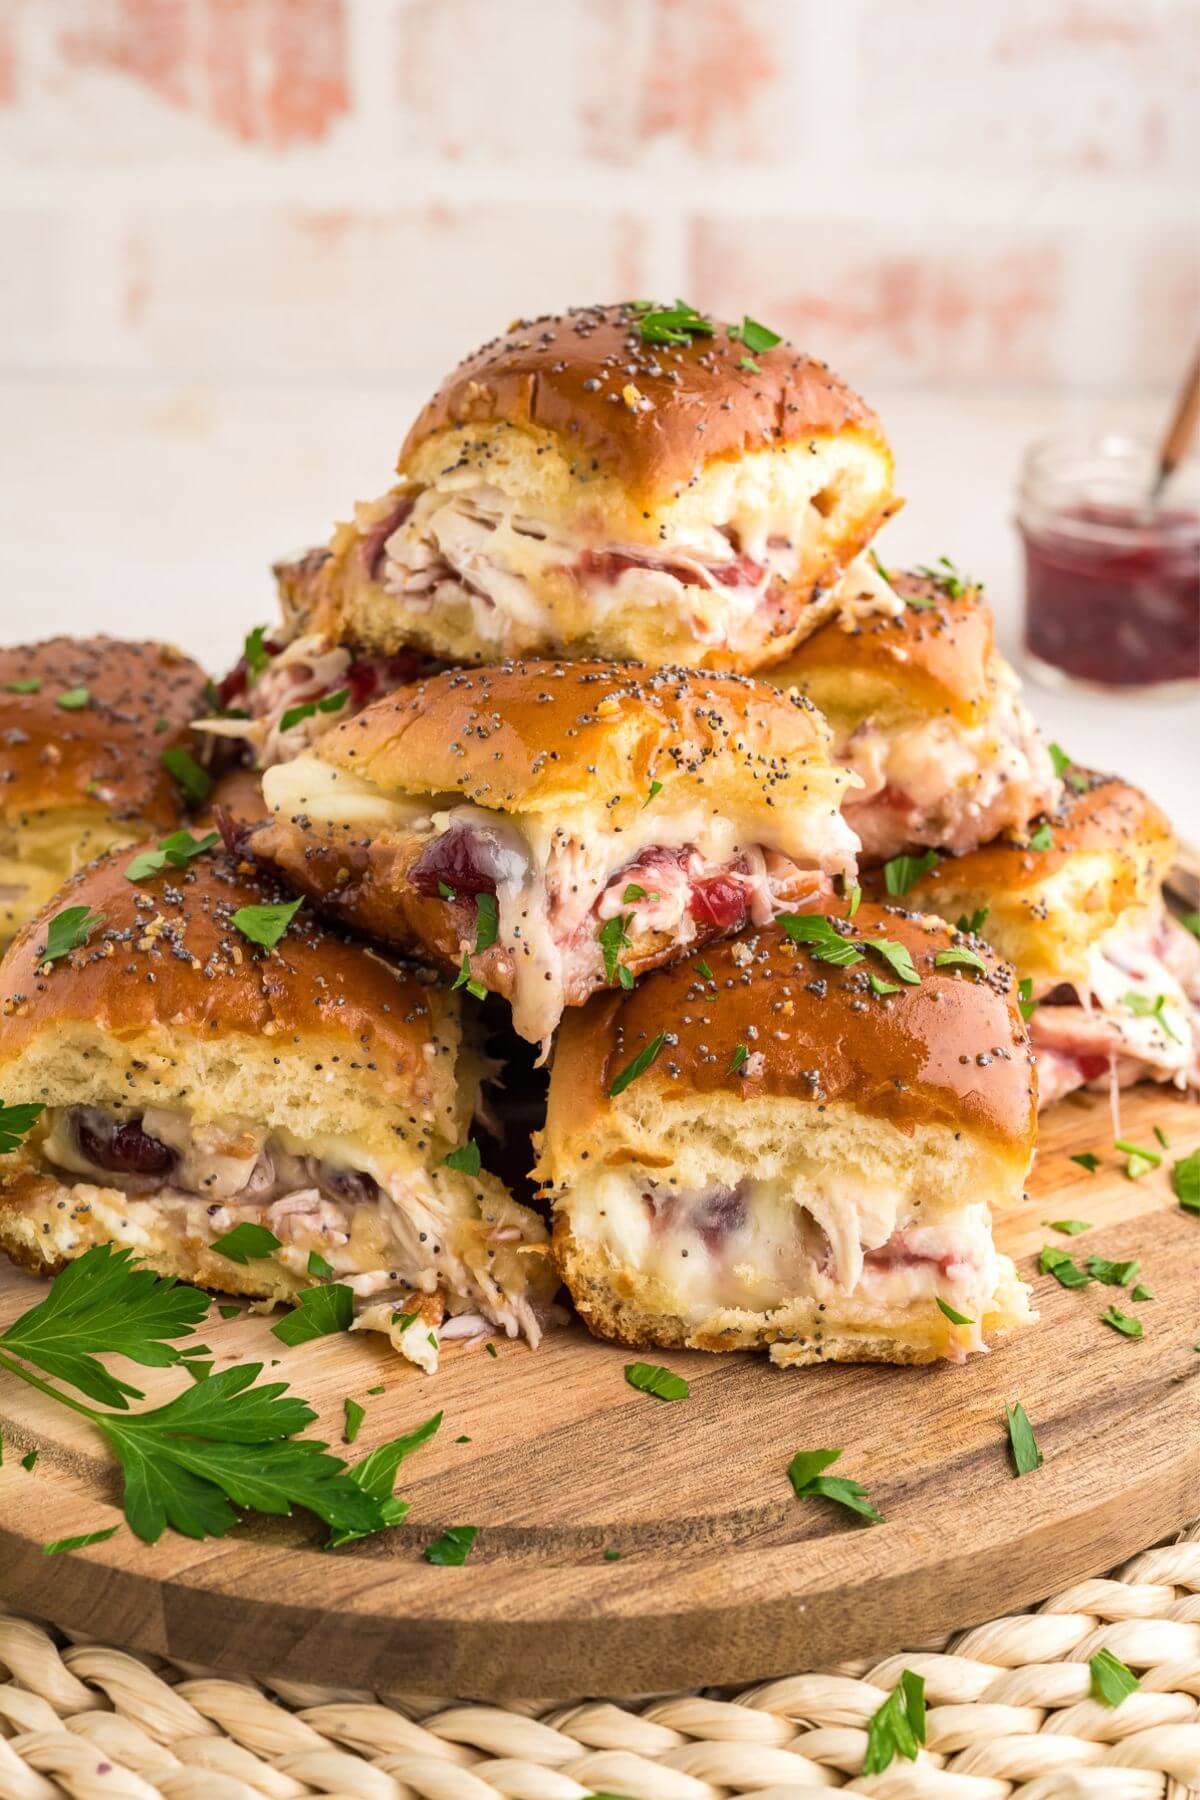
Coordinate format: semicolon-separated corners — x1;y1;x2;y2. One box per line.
689;874;748;932
74;1109;175;1177
343;650;423;711
360;495;415;577
409;826;501;897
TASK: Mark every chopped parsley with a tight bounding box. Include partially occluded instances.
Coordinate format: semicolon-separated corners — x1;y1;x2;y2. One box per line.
1182;910;1200;941
1100;1305;1143;1339
5;677;41;693
883;850;938;896
728;1043;748;1075
599;912;633;986
643;778;663;808
1115;1137;1160;1179
1048;742;1089;791
624;1361;689;1401
1123;991;1182;1043
1131;1284;1154;1302
21;1450;38;1471
242;625;271;681
1004;1401;1043;1476
451;951;487;1001
217;1304;241;1320
0;1101;43;1155
863;1669;926;1774
609;1032;666;1097
623;884;647;902
306;1250;335;1280
868;973;900;997
343;1398;365;1444
474;892;499;953
1014;977;1036;1021
328;1410;441;1549
124;830;218;883
914;554;974;598
42;1526;121;1556
160;746;213;805
728;314;782;353
869;938;920;985
230;897;303;950
846;883;862;918
957;906;990;934
278;687;351;734
1086;1255;1139;1287
424;1524;478;1565
787;1448;883;1524
694;958;715;984
437;879;456;900
1070;1153;1100;1174
1154;1125;1169;1148
778;912;863;966
869;549;892;583
935;946;988;976
738;355;761;373
635;301;714;346
1039;1246;1092;1289
211;1222;281;1264
1172;1149;1200;1213
936;1297;973;1326
271;1283;354;1346
1089;1648;1139;1707
56;686;90;710
443;1140;482;1178
41;905;105;965
1027;822;1054;852
1047;1219;1092;1235
485;1341;497;1358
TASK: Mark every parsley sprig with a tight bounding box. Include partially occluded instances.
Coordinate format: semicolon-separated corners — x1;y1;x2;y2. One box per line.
863;1669;926;1774
0;1101;44;1155
788;1448;883;1524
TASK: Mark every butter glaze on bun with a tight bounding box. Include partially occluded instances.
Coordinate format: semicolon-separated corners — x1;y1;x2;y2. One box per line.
0;636;208;948
248;660;859;1047
289;302;898;672
0;847;556;1371
538;902;1036;1366
768;566;1062;861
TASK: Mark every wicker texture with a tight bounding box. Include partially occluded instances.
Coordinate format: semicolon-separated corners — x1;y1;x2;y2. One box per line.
0;1523;1197;1800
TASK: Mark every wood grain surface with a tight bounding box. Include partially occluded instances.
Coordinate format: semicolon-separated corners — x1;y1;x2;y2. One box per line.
0;1086;1196;1700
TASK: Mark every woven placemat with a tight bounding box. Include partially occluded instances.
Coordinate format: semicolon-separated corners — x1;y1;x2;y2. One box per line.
0;1521;1197;1799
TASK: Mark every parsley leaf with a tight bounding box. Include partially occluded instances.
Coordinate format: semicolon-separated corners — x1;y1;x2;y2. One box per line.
625;1361;689;1401
863;1669;926;1774
271;1283;354;1347
6;676;41;693
739;355;761;373
1173;1149;1200;1214
328;1410;442;1548
1039;1246;1093;1289
883;850;939;896
242;625;271;681
610;1033;665;1097
161;747;213;805
1089;1648;1140;1707
868;938;921;985
443;1140;482;1177
643;778;663;808
56;686;90;710
914;554;974;599
868;973;900;996
0;1101;43;1155
1027;823;1054;852
1123;990;1182;1043
936;1297;973;1325
41;905;105;965
599;912;632;986
1004;1401;1042;1476
1048;1219;1092;1235
634;301;714;346
306;1250;334;1280
230;898;303;950
474;892;499;953
1131;1283;1154;1302
343;1398;365;1444
124;830;219;883
1115;1137;1160;1179
1182;910;1200;941
730;314;782;353
728;1043;748;1075
1071;1153;1100;1173
425;1524;478;1565
693;958;716;984
1100;1305;1143;1339
1085;1255;1140;1287
788;1448;883;1524
778;912;864;967
846;883;862;918
42;1526;120;1556
0;1245;208;1409
451;950;487;1001
957;906;989;934
210;1222;281;1264
935;946;987;975
279;687;350;734
1017;976;1038;1020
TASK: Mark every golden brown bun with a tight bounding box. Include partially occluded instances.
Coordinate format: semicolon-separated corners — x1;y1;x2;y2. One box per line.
544;902;1036;1151
771;571;996;727
303;658;838;818
197;765;264;830
901;775;1176;992
0;637;208;824
0;843;465;1143
400;302;888;505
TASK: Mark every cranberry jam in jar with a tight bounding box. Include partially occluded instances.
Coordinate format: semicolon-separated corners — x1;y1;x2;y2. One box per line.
1017;434;1199;693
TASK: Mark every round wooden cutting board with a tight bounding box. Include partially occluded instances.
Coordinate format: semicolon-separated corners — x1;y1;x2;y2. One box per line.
1;1086;1197;1700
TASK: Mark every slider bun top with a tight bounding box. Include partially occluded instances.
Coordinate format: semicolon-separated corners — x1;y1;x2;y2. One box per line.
544;901;1036;1167
0;848;471;1156
903;774;1175;991
0;637;208;823
285;659;846;825
771;571;996;727
399;302;890;513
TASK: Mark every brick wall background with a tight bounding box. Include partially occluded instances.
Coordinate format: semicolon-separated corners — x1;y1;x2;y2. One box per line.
3;0;1196;390
0;0;1197;830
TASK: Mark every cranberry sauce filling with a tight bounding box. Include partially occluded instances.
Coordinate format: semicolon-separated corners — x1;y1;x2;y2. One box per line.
409;825;503;897
579;547;766;591
215;638;283;709
689;870;750;932
72;1109;176;1178
344;650;423;711
361;495;415;578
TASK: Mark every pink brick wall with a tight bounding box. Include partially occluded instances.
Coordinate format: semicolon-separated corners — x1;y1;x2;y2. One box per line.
1;0;1195;392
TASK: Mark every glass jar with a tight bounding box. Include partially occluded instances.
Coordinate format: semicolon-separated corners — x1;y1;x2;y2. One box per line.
1016;433;1199;693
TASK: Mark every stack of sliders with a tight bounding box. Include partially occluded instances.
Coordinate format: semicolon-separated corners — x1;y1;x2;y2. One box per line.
1;301;1194;1374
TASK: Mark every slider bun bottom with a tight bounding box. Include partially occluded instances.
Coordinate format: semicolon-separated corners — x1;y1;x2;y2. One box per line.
0;809;141;950
552;1215;1033;1367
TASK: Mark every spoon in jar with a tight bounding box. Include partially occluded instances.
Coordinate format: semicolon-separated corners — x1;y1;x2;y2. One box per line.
1150;343;1200;503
